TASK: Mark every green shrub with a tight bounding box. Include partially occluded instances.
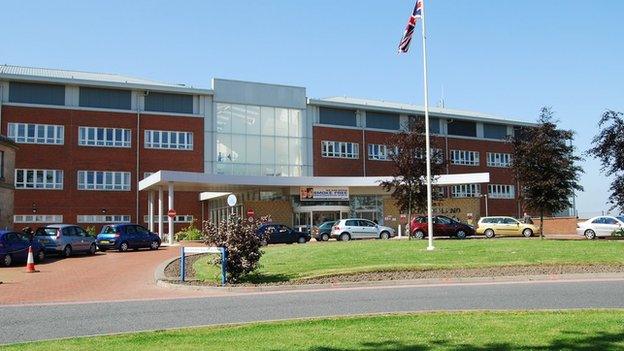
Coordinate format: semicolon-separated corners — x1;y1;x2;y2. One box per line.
175;220;203;241
85;225;97;236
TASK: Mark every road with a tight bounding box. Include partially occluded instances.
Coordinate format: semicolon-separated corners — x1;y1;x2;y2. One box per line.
2;278;624;345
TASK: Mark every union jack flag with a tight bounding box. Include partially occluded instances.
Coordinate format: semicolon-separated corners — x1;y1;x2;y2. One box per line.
398;0;423;53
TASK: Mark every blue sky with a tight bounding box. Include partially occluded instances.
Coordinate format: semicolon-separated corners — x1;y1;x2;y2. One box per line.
2;0;622;215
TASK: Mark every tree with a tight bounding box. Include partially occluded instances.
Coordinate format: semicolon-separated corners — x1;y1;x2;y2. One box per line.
511;107;584;238
587;110;624;212
380;117;445;236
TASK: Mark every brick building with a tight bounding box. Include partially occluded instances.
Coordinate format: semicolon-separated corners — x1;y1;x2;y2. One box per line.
0;134;18;229
0;64;546;239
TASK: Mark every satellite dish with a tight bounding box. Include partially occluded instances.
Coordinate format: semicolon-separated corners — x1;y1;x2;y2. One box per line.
227;194;237;207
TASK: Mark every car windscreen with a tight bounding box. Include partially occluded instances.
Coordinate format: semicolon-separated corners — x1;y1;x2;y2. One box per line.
100;225;117;234
35;228;58;236
617;217;624;223
319;222;335;229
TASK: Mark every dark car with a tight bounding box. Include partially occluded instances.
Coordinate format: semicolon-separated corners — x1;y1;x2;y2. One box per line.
409;215;475;239
1;231;46;267
96;224;161;252
257;224;311;245
312;221;336;242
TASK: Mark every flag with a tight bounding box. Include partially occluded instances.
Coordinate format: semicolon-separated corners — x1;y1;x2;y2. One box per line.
398;0;423;53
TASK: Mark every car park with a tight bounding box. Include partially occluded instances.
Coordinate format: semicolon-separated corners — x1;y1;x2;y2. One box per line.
409;215;475;239
1;231;46;267
312;221;336;241
576;215;624;239
96;224;161;252
34;224;97;257
330;219;395;241
476;216;538;238
257;224;311;245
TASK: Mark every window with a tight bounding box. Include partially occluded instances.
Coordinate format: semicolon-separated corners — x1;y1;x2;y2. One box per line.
447;120;477;137
144;130;193;150
487;152;512;168
79;127;131;148
484;123;509;140
15;169;63;189
143;215;194;223
14;215;63;223
321;141;359;159
0;151;4;180
319;107;357;127
366;111;400;130
450;150;480;166
77;171;131;191
77;215;131;223
9;82;65;105
79;87;131;110
488;184;515;199
7;123;64;145
145;92;193;114
451;184;481;198
368;144;396;161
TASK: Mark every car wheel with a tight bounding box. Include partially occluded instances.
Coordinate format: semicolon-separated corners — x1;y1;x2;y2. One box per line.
62;245;72;258
2;254;12;267
36;250;46;262
150;240;160;250
455;230;467;240
413;230;425;240
297;236;307;244
119;242;129;252
585;229;596;240
321;233;330;242
522;228;533;238
484;229;495;239
88;243;97;255
339;233;350;242
379;231;390;240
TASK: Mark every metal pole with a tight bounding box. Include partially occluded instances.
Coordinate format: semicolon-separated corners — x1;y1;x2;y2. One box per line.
421;0;434;251
167;182;174;245
485;195;489;217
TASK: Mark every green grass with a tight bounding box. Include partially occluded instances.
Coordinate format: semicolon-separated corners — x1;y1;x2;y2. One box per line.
194;238;624;284
4;310;624;350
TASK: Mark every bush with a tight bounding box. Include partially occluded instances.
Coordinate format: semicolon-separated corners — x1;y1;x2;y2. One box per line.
202;215;271;283
175;220;203;241
85;225;97;236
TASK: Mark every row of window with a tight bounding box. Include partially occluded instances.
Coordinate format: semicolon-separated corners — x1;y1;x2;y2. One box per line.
14;169;131;191
7;123;194;150
13;214;194;224
321;141;359;159
450;184;516;199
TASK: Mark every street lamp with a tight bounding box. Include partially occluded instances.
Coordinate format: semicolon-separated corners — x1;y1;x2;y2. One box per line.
480;194;489;217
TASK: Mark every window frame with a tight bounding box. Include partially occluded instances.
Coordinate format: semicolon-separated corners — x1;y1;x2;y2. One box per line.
487;184;516;199
77;171;131;191
14;169;64;190
450;150;480;166
144;130;193;150
451;184;481;198
7;123;64;145
321;140;359;159
78;126;131;148
487;152;512;168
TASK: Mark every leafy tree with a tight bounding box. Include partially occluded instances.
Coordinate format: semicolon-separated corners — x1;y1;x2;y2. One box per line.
588;110;624;212
380;117;445;235
511;107;583;238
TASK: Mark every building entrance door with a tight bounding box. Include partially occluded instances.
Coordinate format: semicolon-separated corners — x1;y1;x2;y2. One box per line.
294;205;350;231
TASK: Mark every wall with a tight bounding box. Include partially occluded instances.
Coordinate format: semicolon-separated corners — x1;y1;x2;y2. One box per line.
533;217;579;235
0;137;17;229
383;197;481;232
244;200;293;226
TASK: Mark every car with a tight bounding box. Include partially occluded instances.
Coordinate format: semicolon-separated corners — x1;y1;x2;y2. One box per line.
34;224;97;257
1;231;46;267
409;215;475;239
96;224;161;252
476;216;538;238
312;221;336;242
576;215;624;240
330;219;395;241
256;224;311;245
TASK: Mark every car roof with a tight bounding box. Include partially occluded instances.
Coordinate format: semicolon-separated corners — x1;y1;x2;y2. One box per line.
41;224;76;228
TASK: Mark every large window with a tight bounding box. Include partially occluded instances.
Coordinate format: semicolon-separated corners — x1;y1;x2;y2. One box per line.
145;92;193;114
488;184;515;199
366;111;400;130
319;107;357;127
77;215;131;223
447;120;477;137
451;184;481;198
368;144;396;161
322;141;359;159
484;123;509;140
9;82;65;106
487;152;511;168
15;169;63;189
77;171;131;191
450;150;480;166
14;215;63;223
7;123;64;145
79;87;131;110
79;127;131;148
144;130;193;150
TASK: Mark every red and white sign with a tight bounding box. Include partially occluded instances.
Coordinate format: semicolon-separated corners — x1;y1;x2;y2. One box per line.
168;209;177;218
247;208;255;218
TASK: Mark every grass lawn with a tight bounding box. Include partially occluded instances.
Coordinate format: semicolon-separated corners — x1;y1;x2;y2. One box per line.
193;238;624;284
4;310;624;350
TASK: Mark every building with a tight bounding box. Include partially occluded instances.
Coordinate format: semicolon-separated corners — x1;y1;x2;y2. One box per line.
0;64;534;237
0;134;18;229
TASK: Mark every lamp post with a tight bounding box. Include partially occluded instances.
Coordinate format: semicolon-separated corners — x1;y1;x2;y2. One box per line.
481;194;489;217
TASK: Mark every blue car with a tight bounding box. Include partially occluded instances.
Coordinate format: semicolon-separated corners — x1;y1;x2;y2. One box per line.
1;230;46;267
96;224;161;252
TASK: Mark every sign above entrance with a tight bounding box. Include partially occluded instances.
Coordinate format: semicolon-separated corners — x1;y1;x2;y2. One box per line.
300;187;349;201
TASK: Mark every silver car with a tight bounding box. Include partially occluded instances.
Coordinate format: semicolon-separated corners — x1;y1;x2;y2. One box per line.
330;218;395;241
34;224;97;257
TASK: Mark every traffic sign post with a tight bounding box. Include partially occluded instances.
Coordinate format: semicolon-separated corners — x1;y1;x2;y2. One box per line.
168;209;176;218
247;208;255;219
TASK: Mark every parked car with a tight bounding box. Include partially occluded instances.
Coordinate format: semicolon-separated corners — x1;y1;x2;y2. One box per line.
576;215;624;240
409;215;475;239
476;216;538;238
312;221;336;241
256;224;311;245
330;219;395;241
96;224;161;252
1;231;46;267
34;224;97;257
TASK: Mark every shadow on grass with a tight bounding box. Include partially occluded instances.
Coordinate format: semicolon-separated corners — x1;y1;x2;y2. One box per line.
294;330;624;351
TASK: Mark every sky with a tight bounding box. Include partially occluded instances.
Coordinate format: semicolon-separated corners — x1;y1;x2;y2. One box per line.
2;0;622;216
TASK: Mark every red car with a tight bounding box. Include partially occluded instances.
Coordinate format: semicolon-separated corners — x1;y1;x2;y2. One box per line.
409;215;475;239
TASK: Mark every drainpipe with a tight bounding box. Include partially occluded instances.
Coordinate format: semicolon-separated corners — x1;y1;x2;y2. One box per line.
136;91;147;223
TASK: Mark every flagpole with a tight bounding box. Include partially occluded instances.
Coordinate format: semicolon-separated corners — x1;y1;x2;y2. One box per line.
420;0;435;251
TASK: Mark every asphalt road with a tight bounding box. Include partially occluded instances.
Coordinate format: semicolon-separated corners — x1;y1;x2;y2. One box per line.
2;278;624;345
